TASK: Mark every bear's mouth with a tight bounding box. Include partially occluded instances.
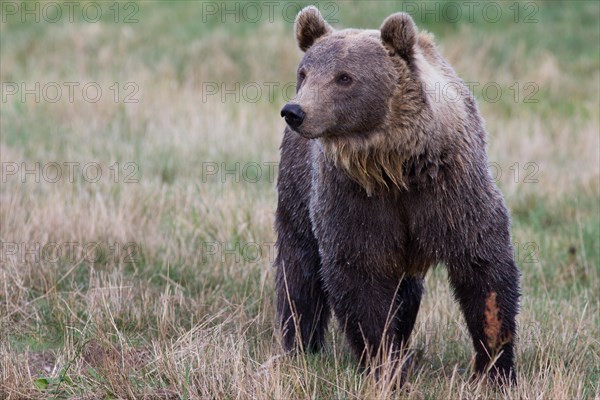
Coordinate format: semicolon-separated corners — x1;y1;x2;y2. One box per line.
283;120;327;139
290;126;324;139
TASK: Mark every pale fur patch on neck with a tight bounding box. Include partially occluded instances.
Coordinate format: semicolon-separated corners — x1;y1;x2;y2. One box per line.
414;46;468;135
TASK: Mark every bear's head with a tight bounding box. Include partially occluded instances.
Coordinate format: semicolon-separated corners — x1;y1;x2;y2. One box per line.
281;7;470;195
281;7;419;139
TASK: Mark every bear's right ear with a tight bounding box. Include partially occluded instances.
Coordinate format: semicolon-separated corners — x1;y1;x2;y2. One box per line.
295;6;333;52
380;12;417;60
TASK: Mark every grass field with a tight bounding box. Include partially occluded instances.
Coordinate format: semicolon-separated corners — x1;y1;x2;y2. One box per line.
1;1;599;398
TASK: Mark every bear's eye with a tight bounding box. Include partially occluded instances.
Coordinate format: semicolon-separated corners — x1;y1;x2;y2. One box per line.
336;74;353;85
297;70;306;89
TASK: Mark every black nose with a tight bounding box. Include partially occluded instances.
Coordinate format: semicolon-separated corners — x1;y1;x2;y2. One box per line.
280;104;305;129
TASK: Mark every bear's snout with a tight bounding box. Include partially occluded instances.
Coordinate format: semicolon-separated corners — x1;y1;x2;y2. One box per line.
280;104;306;129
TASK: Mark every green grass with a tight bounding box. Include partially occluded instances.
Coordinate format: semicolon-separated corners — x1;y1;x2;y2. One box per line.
1;1;599;398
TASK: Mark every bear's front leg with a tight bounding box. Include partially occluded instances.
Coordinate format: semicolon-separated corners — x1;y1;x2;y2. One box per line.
448;256;520;385
275;131;331;353
275;236;330;353
322;266;423;381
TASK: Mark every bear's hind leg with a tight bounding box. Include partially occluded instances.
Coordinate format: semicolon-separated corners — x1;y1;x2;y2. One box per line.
395;277;424;349
448;258;520;385
391;277;424;382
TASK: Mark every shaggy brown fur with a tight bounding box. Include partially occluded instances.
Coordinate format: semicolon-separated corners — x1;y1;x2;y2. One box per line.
275;7;520;386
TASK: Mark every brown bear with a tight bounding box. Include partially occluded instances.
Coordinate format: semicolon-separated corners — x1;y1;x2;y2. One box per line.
275;6;520;385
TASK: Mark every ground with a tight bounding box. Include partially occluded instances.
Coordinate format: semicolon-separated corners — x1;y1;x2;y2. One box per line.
0;1;598;399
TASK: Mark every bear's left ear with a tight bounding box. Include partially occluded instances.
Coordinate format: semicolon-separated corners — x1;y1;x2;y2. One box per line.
380;12;417;60
295;6;333;52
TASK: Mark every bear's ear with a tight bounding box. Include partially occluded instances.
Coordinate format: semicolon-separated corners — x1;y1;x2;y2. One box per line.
295;6;333;52
380;12;417;60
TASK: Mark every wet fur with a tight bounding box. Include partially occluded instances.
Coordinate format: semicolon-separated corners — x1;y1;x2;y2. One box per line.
276;8;520;385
